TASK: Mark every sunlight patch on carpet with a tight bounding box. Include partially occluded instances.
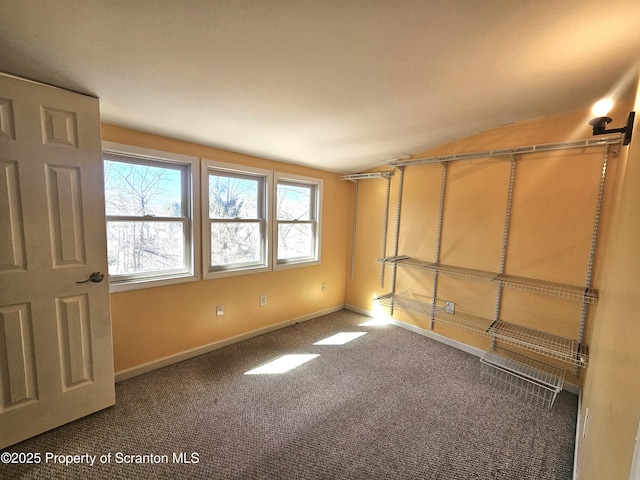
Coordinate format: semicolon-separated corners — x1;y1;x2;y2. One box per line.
313;332;367;345
359;318;391;327
244;354;320;374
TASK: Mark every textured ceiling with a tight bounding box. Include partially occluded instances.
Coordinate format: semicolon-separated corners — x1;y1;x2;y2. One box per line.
1;1;639;172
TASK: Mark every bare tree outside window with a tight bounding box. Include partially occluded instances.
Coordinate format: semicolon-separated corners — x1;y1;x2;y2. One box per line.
208;173;263;267
104;159;187;276
276;182;316;261
202;164;322;277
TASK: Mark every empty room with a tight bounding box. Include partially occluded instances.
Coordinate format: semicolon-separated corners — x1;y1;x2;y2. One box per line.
1;2;640;479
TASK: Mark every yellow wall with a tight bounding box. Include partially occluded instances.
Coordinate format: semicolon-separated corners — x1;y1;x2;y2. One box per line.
101;124;351;373
576;81;640;480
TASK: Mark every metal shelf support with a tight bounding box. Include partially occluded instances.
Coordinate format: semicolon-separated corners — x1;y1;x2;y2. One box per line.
380;175;392;287
492;155;517;348
389;167;405;316
350;180;359;280
430;163;448;329
575;144;611;374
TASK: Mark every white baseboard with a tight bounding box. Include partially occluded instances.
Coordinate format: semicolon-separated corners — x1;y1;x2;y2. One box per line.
344;304;581;395
114;304;345;382
346;303;485;356
573;389;582;480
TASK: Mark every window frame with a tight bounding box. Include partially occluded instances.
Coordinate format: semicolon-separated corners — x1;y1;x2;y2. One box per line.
202;159;273;279
102;141;200;292
273;172;322;270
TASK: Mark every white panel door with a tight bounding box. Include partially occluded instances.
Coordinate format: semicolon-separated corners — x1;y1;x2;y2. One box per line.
0;74;114;449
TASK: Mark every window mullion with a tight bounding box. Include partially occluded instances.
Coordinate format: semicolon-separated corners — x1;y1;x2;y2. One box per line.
277;219;314;224
210;218;262;223
106;215;188;222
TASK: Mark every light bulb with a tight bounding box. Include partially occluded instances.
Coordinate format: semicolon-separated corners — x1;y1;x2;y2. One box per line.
592;98;614;117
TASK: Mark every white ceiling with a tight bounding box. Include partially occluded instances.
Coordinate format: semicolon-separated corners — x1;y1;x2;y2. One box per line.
1;1;639;173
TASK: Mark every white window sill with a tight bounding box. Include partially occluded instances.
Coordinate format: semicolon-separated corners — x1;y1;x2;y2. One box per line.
109;273;199;293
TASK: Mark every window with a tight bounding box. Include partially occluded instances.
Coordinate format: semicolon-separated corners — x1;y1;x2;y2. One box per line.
102;142;199;291
274;173;322;268
102;147;321;287
203;160;272;278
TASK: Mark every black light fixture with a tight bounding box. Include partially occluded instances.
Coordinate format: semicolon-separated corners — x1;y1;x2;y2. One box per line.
589;98;635;145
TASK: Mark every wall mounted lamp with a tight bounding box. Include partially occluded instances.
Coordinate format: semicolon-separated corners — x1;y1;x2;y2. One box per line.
589;99;635;145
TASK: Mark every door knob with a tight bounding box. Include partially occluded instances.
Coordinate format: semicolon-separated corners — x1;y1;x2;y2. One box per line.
76;272;105;284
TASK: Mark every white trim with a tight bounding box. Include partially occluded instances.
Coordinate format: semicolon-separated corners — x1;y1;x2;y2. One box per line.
573;389;582;480
109;273;199;293
389;317;486;357
114;304;345;382
629;419;640;480
102;142;201;292
347;304;485;357
102;141;198;165
344;304;581;395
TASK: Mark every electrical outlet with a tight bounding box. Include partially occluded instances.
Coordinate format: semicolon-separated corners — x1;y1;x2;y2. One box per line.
445;301;455;314
260;294;267;306
216;304;224;317
322;283;327;292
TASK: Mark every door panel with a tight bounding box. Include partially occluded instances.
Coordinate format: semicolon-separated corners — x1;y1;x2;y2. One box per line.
0;97;15;140
45;164;86;267
0;304;37;411
0;74;114;449
0;159;26;270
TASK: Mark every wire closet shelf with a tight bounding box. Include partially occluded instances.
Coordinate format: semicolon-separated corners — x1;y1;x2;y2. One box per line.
377;256;598;304
373;291;589;368
480;347;565;409
387;135;621;167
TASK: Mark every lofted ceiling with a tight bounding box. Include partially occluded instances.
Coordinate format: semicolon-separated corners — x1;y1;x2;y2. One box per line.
1;1;639;173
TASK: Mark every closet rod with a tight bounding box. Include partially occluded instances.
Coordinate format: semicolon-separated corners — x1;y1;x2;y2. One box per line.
388;135;621;168
339;172;394;181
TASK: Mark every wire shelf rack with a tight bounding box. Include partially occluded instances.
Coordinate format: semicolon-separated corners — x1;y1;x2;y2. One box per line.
379;255;598;303
374;291;588;368
376;255;410;264
388;136;621;167
495;274;598;303
338;172;394;182
488;320;588;368
373;291;445;319
433;309;495;335
396;259;497;282
480;347;565;409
